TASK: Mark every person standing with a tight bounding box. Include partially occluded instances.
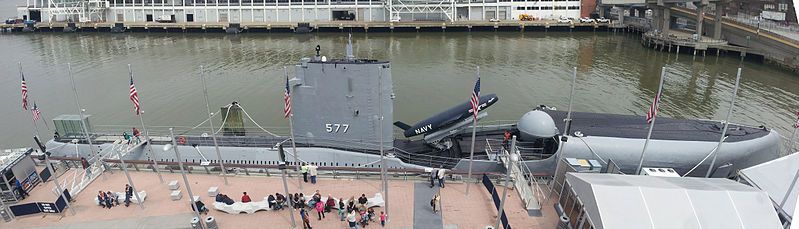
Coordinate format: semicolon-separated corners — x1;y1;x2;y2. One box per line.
380;211;386;227
81;157;92;178
431;193;440;213
132;127;141;143
15;179;28;199
124;184;133;207
301;163;309;183
347;210;358;229
339;198;347;221
122;131;131;144
429;168;437;188
315;200;325;220
309;163;318;184
437;168;446;188
300;208;313;229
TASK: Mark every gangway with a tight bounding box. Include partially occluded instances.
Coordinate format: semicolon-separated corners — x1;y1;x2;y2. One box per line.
496;140;543;216
54;139;145;197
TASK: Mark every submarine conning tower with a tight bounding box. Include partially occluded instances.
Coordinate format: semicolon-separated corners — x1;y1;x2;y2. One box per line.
289;43;394;151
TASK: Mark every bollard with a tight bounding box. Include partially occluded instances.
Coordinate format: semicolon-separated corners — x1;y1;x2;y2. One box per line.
205;216;219;229
190;217;202;229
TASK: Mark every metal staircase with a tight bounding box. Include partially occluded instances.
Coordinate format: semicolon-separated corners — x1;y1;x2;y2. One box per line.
54;139;142;197
496;141;544;215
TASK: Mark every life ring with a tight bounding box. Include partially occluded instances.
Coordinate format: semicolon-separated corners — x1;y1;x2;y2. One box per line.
178;136;187;145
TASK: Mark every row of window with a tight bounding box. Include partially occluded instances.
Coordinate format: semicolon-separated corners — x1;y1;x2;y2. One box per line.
516;6;579;10
159;159;391;168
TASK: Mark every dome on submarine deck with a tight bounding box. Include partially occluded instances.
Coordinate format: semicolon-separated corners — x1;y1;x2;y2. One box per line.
518;110;559;140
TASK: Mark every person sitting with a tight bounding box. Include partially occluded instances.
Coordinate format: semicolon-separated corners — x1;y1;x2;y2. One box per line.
325;195;336;212
107;191;119;206
299;193;306;208
358;194;368;208
346;196;356;213
241;192;252;203
103;191;113;209
367;208;376;222
97;191;107;208
268;194;276;209
215;193;234;205
275;193;286;210
293;193;301;209
193;200;209;215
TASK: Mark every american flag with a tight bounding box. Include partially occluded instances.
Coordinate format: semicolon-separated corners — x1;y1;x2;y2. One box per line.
32;102;41;121
21;74;28;110
470;77;481;119
283;76;292;118
129;74;141;115
646;92;662;124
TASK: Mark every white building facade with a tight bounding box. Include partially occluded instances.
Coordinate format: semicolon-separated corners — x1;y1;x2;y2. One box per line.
18;0;581;23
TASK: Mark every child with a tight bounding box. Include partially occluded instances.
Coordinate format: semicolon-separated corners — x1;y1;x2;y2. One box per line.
379;211;386;227
360;210;369;227
367;208;375;222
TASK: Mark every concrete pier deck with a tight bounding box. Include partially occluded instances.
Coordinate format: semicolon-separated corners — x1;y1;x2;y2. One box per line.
1;167;559;229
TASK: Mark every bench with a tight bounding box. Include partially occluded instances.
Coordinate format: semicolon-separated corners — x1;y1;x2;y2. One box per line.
95;191;148;205
171;190;182;201
208;187;219;197
168;180;180;190
213;197;272;214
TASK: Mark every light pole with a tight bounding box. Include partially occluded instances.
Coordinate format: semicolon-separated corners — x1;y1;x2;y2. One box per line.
44;153;75;216
166;128;204;229
199;65;228;185
705;68;742;178
114;149;144;209
496;136;517;229
67;63;97;159
378;67;389;224
277;144;297;229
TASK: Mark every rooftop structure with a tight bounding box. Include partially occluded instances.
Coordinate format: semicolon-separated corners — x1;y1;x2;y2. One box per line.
562;173;782;229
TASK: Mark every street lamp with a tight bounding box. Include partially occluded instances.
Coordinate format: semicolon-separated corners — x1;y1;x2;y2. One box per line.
165;128;205;229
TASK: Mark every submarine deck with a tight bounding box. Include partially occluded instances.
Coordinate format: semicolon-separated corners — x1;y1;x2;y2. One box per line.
543;109;771;142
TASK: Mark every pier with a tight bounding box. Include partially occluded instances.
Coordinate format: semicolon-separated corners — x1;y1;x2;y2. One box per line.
0;20;613;33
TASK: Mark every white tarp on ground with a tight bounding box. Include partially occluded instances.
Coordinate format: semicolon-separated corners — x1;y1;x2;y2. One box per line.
740;152;799;220
566;173;782;229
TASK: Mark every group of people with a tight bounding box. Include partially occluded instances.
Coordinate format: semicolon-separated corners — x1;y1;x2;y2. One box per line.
297;191;386;229
122;127;141;145
429;168;447;188
300;163;319;184
96;184;136;209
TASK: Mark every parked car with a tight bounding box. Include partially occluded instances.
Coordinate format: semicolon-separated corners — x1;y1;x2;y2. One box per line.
596;17;611;23
5;18;20;24
489;18;500;22
557;18;572;24
579;17;595;23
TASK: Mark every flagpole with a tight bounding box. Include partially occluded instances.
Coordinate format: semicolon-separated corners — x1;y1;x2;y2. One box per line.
706;68;742;178
129;64;164;183
19;62;41;138
557;67;577;161
285;66;302;192
466;66;479;196
635;67;666;175
68;63;98;157
200;65;228;185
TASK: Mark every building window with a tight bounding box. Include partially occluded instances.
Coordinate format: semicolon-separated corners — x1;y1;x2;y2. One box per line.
517;6;525;10
527;6;539;10
554;6;567;10
567;6;579;10
541;6;553;10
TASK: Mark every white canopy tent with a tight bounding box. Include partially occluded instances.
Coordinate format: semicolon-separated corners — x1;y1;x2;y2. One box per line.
740;151;799;227
566;173;782;229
